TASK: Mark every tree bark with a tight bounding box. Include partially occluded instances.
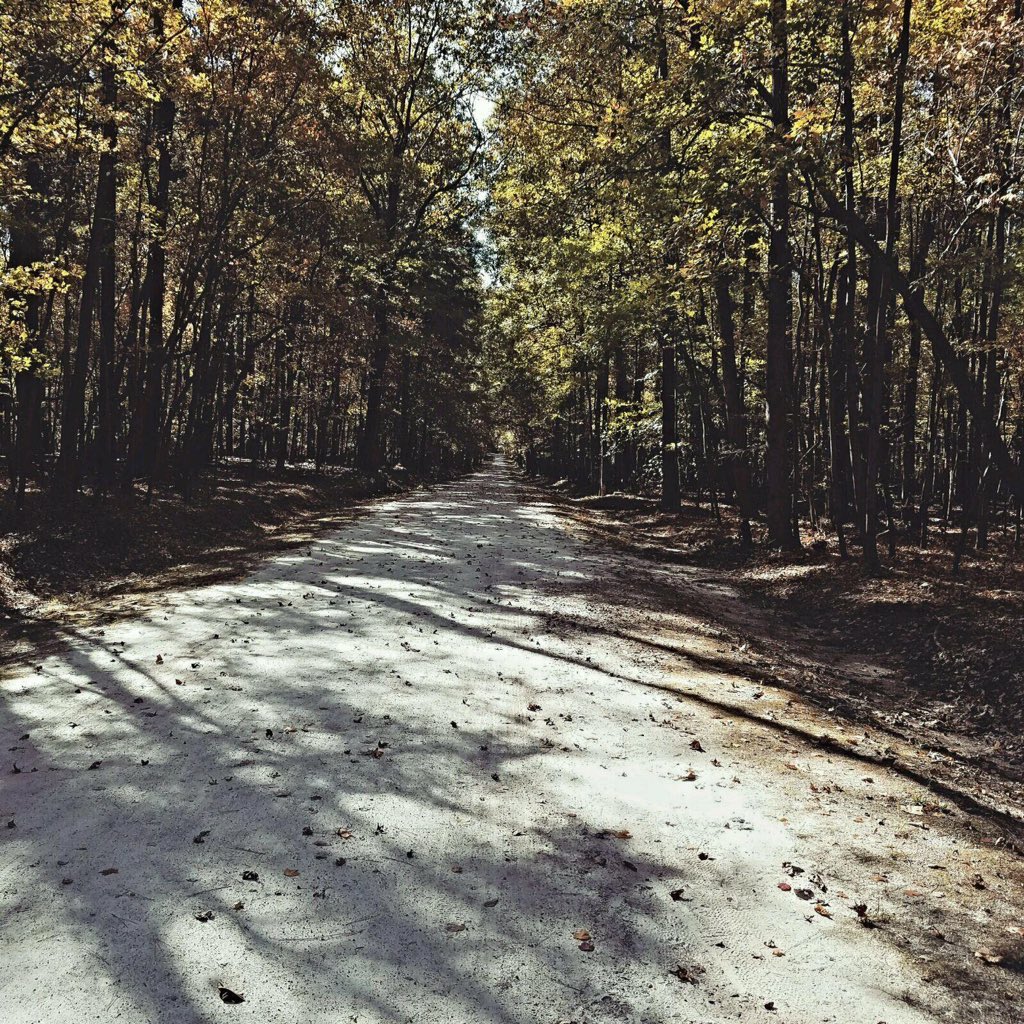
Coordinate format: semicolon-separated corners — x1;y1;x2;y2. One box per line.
811;178;1024;508
765;0;798;547
95;56;118;493
715;273;754;546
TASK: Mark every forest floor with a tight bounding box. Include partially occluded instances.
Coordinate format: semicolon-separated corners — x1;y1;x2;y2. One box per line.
2;457;1024;1024
555;488;1024;806
0;460;433;665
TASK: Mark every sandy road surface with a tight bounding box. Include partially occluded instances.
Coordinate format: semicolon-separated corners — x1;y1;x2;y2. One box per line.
2;458;1022;1023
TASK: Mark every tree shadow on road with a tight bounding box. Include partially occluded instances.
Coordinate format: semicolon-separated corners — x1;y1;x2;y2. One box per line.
2;465;1019;1022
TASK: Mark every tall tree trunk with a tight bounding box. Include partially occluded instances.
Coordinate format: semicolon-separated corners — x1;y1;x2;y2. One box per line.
715;273;754;546
861;0;912;571
359;284;389;474
127;0;181;492
655;6;679;512
95;57;118;494
611;339;629;491
765;0;798;547
839;0;866;541
660;326;680;512
596;353;609;495
901;209;934;515
54;142;104;495
8;160;46;512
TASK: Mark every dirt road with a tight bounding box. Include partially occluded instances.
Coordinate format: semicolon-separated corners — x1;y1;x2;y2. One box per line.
2;459;1021;1023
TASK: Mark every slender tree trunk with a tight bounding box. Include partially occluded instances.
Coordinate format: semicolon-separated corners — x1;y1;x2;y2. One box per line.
660;328;680;511
901;210;934;515
596;354;609;495
8;160;46;512
655;8;679;512
611;340;628;490
54;148;104;495
95;57;118;494
715;273;754;546
128;1;181;492
839;1;866;541
862;0;912;571
359;284;389;474
765;0;798;547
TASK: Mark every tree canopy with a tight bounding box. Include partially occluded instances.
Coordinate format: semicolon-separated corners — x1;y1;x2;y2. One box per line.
2;0;1023;571
485;0;1024;566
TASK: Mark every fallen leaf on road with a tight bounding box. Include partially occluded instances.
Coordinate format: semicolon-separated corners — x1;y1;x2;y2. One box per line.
218;986;244;1004
814;904;832;918
975;947;1005;965
445;922;466;933
573;929;591;941
777;883;791;892
669;888;686;901
283;869;300;877
100;867;118;876
689;739;705;752
851;903;876;927
194;910;215;922
670;965;701;985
